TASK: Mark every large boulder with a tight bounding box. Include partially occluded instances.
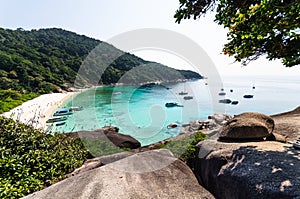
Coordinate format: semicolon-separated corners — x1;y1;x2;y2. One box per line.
194;140;300;199
65;126;141;149
220;112;274;140
23;149;214;199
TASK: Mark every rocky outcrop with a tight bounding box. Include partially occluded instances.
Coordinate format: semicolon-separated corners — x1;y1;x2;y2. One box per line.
23;149;214;199
65;126;141;149
220;112;274;140
69;151;135;176
180;113;232;134
195;140;300;199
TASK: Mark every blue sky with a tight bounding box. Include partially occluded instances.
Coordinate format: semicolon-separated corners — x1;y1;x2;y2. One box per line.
0;0;299;76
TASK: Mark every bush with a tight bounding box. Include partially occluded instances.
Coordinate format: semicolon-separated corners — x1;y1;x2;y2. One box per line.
0;117;90;198
160;131;207;167
0;90;39;113
81;137;127;157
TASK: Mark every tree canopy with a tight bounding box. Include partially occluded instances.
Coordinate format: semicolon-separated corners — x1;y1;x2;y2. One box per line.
175;0;300;67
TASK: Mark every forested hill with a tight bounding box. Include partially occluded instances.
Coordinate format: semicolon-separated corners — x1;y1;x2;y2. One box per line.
0;28;202;93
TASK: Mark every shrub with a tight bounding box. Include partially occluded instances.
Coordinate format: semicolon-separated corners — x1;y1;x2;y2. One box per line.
0;117;90;198
160;131;207;167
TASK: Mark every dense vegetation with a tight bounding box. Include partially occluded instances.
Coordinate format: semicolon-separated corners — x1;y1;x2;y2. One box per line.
175;0;300;67
0;27;202;112
0;27;202;93
0;116;91;198
0;89;39;113
160;131;207;168
81;137;128;157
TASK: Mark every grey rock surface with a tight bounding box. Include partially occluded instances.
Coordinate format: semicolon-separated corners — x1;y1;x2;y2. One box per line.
23;149;214;199
195;140;300;199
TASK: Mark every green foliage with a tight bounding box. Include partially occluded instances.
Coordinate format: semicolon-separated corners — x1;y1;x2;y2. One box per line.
0;90;39;113
81;137;127;157
0;27;202;93
0;116;90;198
175;0;300;67
160;131;207;164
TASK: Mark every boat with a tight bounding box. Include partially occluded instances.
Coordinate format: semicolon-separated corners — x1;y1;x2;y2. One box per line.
178;91;188;95
219;92;226;96
231;101;239;105
55;121;66;126
53;109;73;116
178;83;188;95
219;99;232;104
183;96;193;100
243;95;254;99
46;116;68;123
165;102;183;108
69;106;83;112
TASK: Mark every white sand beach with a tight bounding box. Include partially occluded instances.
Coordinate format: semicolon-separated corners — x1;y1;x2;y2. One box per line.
1;92;76;131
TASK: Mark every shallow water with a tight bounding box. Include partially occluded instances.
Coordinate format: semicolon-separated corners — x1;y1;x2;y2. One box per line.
49;75;300;146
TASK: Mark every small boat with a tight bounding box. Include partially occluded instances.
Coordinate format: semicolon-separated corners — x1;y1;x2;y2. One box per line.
219;99;232;104
165;102;183;108
69;106;83;112
183;96;193;100
231;101;239;105
219;92;226;96
53;109;73;116
243;95;254;99
46;116;68;123
178;91;188;95
55;121;66;126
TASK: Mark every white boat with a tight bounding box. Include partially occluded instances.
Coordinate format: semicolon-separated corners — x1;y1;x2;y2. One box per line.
53;109;73;116
69;106;83;112
46;116;68;123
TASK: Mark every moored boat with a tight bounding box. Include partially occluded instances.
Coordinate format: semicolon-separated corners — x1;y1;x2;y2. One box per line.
69;106;83;112
243;94;254;99
231;101;239;105
183;96;193;100
219;99;232;104
165;102;183;107
55;121;66;126
46;116;68;123
53;109;73;116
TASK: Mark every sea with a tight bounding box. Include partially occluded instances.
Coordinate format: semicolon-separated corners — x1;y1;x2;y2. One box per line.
49;75;300;146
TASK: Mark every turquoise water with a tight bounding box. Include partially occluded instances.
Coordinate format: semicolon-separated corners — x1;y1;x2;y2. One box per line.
49;75;300;146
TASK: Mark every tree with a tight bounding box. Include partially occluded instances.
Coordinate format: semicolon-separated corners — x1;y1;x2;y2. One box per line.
175;0;300;67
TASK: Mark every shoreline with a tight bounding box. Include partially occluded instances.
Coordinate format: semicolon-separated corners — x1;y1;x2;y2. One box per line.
1;92;76;131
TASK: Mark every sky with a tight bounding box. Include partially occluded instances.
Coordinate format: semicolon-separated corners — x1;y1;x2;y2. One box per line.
0;0;299;77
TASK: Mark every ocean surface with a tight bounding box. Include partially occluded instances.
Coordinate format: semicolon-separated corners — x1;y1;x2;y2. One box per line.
49;75;300;146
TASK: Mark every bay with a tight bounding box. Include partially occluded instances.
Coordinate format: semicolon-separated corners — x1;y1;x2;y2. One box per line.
49;75;300;146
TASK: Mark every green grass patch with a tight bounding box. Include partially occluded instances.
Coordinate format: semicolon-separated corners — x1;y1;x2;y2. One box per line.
159;131;208;164
81;137;129;157
0;89;39;113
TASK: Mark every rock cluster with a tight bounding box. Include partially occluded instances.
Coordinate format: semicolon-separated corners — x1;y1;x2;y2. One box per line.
193;112;299;198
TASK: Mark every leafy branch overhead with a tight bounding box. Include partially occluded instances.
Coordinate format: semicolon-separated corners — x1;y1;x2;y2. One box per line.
175;0;300;67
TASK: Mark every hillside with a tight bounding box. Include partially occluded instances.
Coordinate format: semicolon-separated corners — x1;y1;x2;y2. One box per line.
0;27;202;93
